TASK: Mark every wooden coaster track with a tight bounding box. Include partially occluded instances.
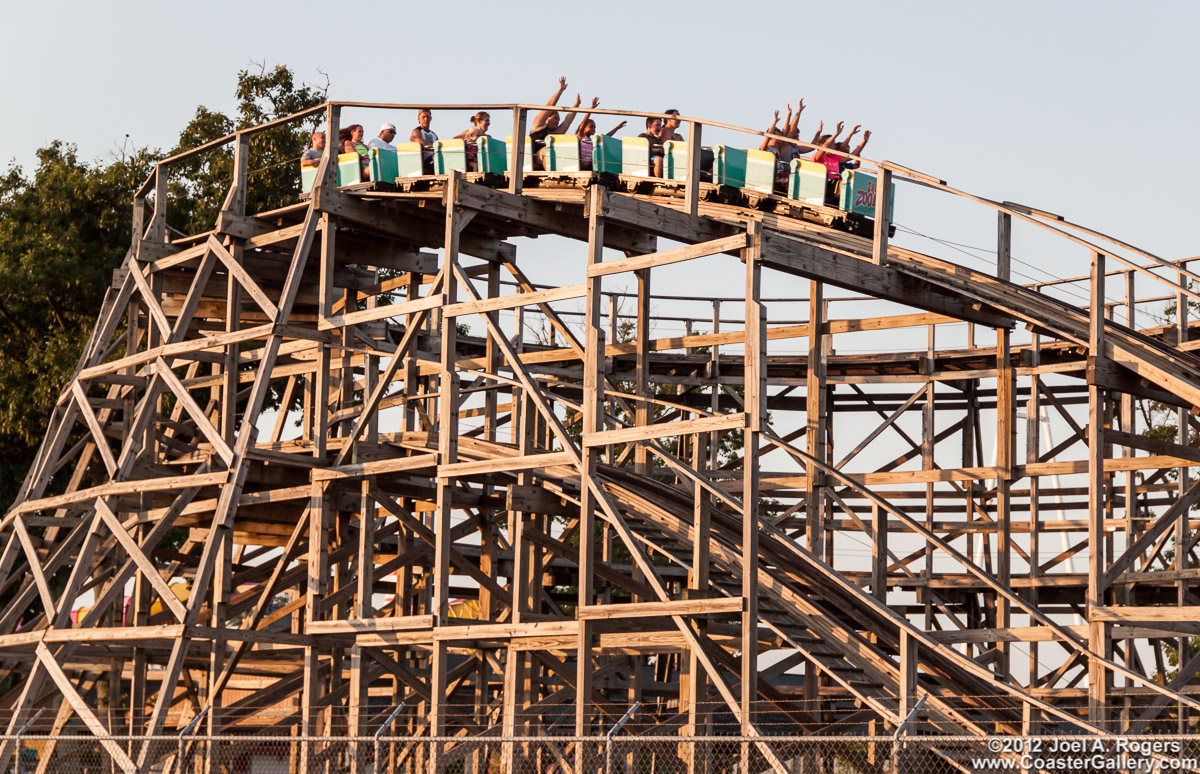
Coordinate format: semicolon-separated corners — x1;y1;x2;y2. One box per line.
2;101;1200;770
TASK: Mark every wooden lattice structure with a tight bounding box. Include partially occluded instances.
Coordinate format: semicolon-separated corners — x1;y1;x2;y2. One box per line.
4;101;1200;770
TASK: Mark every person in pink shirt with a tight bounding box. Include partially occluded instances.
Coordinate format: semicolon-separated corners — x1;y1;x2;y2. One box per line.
813;121;872;203
575;99;626;171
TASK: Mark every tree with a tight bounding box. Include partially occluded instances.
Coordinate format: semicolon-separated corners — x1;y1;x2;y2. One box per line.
0;142;157;509
0;63;325;512
168;62;326;235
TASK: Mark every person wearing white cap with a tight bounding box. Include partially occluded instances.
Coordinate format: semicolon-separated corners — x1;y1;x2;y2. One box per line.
366;123;397;151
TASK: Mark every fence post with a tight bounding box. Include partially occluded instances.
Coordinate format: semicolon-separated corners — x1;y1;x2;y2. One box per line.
374;702;406;774
890;694;925;774
14;709;43;774
173;706;209;774
605;702;639;774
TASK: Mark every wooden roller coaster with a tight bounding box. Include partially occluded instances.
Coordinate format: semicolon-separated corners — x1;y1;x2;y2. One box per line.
4;100;1200;770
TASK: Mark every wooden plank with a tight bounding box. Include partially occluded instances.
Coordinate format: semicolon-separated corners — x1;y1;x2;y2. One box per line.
1105;427;1200;465
586;234;748;278
443;283;585;318
76;323;275;383
597;187;737;246
872;168;891;265
435;620;579;640
128;259;172;340
576;185;605;736
310;452;438;481
96;500;187;622
155;357;235;465
206;234;278;318
684;122;702;216
1091;606;1200;624
436;451;572;478
583;412;745;448
918;624;1198;645
36;642;138;773
741;221;764;737
70;382;117;476
306;616;434;635
429;172;464;759
509;107;526;195
1024;454;1200;478
1087;251;1107;620
320;292;443;330
578;597;745;620
7;471;229;520
13;517;56;617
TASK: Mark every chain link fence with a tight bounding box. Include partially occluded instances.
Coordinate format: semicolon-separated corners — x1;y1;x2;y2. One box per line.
4;734;1200;773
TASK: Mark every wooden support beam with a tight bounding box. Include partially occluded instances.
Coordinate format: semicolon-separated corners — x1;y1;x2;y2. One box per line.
509;108;526;195
576;185;605;741
806;281;827;560
899;629;919;729
872;168;892;265
741;221;764;737
585;234;747;278
429;172;464;772
995;321;1015;680
684;122;703;217
578;597;745;620
1086;250;1111;726
583;413;745;448
36;642;137;773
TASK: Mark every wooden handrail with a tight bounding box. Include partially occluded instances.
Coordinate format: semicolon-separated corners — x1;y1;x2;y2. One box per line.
135;96;1196;313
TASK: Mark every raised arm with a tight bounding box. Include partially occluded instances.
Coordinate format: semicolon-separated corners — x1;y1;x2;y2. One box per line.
558;93;584;134
533;76;568;126
575;97;599;137
830;121;845;146
759;110;780;151
851;129;870;157
604;120;627;137
836;124;861;152
812;123;838;162
788;98;806;136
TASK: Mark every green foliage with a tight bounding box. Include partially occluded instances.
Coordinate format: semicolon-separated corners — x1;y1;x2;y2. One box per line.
0;142;157;508
0;63;324;513
167;62;325;235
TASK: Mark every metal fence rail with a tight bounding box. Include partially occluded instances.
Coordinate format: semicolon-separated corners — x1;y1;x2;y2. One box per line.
5;734;1200;774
